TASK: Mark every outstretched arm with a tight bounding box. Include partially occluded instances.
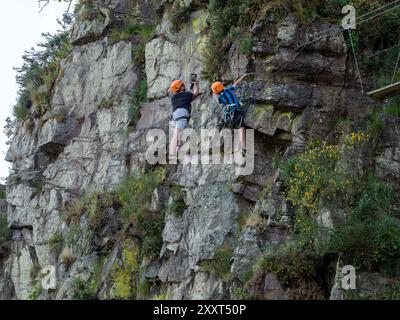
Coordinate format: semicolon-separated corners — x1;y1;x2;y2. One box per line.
233;73;254;87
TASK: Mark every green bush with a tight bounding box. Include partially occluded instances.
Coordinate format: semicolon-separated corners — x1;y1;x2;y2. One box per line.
167;186;187;217
202;0;242;81
72;277;97;300
116;168;166;259
72;258;102;300
13;103;30;122
281;141;342;213
260;245;318;287
111;240;140;299
110;23;155;43
168;197;186;217
322;178;400;271
239;36;254;56
256;177;399;293
129;79;148;125
260;132;400;294
137;210;165;260
201;244;233;280
369;108;385;140
14;32;72;120
117;168;165;221
48;233;64;251
385;100;400;118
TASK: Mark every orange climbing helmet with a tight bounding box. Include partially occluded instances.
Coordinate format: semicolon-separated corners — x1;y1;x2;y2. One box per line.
170;79;184;93
212;81;225;94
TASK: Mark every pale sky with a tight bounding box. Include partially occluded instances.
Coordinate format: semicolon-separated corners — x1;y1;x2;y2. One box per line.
0;0;76;180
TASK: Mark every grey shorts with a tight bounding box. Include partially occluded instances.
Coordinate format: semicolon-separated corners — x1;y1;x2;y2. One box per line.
173;108;190;129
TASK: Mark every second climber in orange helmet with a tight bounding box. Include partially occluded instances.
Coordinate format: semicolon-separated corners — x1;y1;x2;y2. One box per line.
169;77;201;161
211;73;252;154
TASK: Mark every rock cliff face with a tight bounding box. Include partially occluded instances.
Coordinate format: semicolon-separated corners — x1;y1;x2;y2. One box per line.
1;0;399;300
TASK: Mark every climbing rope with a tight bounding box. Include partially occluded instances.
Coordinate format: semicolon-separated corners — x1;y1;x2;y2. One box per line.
367;43;400;59
348;29;365;93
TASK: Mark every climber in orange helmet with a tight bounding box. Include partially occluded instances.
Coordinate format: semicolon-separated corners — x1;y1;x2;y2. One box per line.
211;73;251;154
169;78;200;158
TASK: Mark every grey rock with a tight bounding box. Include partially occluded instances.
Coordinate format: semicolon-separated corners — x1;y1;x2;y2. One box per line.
263;273;287;300
231;183;245;194
242;185;261;203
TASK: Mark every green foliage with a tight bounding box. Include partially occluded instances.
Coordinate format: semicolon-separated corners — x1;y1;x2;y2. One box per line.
117;168;166;259
48;232;64;251
137;277;151;299
132;43;146;66
110;23;155;43
260;131;400;294
260;244;318;288
234;287;255;300
64;223;93;256
112;240;140;299
64;191;117;228
27;282;43;300
322;177;400;271
71;257;102;300
345;30;360;54
202;0;242;81
74;0;98;20
281;133;371;214
281;141;342;213
0;213;10;247
14;32;72;121
13;104;30;122
258;208;322;288
137;210;165;260
64;196;89;223
375;281;400;300
317;0;350;19
385;99;400;118
167;186;187;217
117;168;165;221
239;36;254;56
327;214;400;271
72;277;97;300
374;49;400;88
29;180;43;194
369;108;384;138
129;79;148;125
169;1;192;32
201;244;233;280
